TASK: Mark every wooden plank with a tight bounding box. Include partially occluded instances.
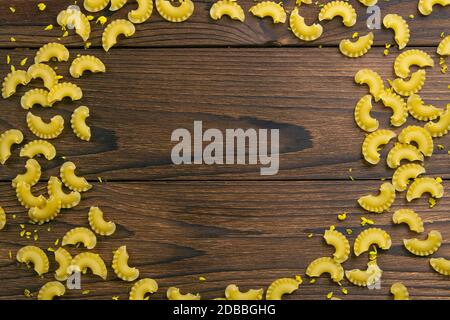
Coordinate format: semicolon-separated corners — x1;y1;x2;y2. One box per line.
0;180;449;300
0;0;448;48
1;47;449;181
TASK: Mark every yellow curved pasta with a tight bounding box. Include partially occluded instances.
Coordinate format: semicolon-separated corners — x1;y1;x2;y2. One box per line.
38;281;66;300
16;245;49;276
383;14;410;50
345;260;382;287
289;8;323;42
390;70;426;97
404;230;442;256
358;0;377;5
210;0;245;22
418;0;450;16
16;181;46;209
390;282;409;300
84;0;110;12
21;89;51;109
57;9;91;42
392;209;424;233
48;176;81;209
361;129;396;165
392;163;426;192
354;69;384;102
54;247;73;281
305;257;344;282
437;35;450;56
70;252;108;280
70;55;106;79
112;245;140;281
2;70;31;99
128;0;153;24
27;63;58;90
167;287;200;300
28;196;62;224
425;105;450;138
398;125;433;157
60;161;93;192
266;278;300;300
20;140;56;160
129;278;159;300
358;182;396;214
35;43;70;64
26;112;64;140
339;32;374;58
386;142;424;169
354;95;379;132
102;19;136;52
71;106;91;142
156;0;194;22
62;227;97;249
407;94;442;121
12;159;41;189
406;177;444;202
47;82;83;105
323;229;350;263
379;91;408;127
353;228;392;256
88;206;116;236
111;0;128;11
0;206;5;231
249;1;286;24
318;1;357;27
430;258;450;276
0;129;24;165
225;284;264;300
394;49;434;79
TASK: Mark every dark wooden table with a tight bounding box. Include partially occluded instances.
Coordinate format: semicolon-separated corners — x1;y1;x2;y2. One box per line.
0;0;449;300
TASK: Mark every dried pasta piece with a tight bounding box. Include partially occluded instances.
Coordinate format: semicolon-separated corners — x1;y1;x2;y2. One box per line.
28;196;62;224
403;230;442;256
88;206;116;236
383;14;410;50
129;278;159;300
71;106;91;141
390;70;426;97
390;282;409;300
379;91;408;127
48;177;81;209
437;35;450;56
289;8;323;42
155;0;194;22
167;287;200;300
225;284;264;300
358;0;377;5
430;258;450;276
57;9;91;42
345;260;382;287
318;1;357;27
339;32;374;58
354;69;384;101
2;70;31;99
394;49;434;79
84;0;110;12
305;257;344;282
0;129;24;165
70;55;106;78
354;95;379;132
38;281;66;300
47;82;83;105
129;0;153;24
210;0;245;22
266;278;300;300
62;227;97;249
16;245;49;276
353;228;392;256
70;252;107;280
111;0;128;11
54;247;73;281
407;94;442;121
35;43;70;64
418;0;450;16
16;181;46;209
0;206;5;231
358;182;396;214
386;143;424;169
21;89;51;109
323;229;350;263
398;125;433;157
249;1;286;24
406;177;444;202
425;105;450;137
102;19;136;52
361;129;396;165
392;209;424;233
20;140;56;160
27;64;58;90
112;246;140;282
60;161;92;192
392;164;426;192
26;112;64;140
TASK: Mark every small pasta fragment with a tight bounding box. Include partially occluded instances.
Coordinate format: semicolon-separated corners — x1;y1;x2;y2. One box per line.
210;0;245;22
392;163;426;192
48;82;83;105
354;95;379;132
0;206;5;231
249;1;286;24
345;260;382;287
48;176;81;209
16;245;49;276
383;14;410;50
57;8;91;42
362;129;396;165
35;43;70;64
339;32;374;58
112;246;140;282
392;209;424;233
28;196;62;224
386;143;424;169
26;112;64;140
404;230;442;256
71;106;91;141
406;177;444;202
225;284;264;300
70;55;106;78
358;0;377;5
84;0;110;12
318;1;357;27
323;229;350;263
418;0;450;16
20;140;56;161
390;282;409;300
62;227;97;249
354;69;385;101
398;125;433;157
167;287;200;300
306;257;344;282
70;252;108;280
430;258;450;276
353;228;392;256
27;63;58;90
394;49;434;79
390;70;426;97
437;35;450;56
407;94;442;121
16;181;46;209
54;247;73;281
155;0;194;22
102;19;136;52
88;206;116;236
129;278;159;300
2;70;31;99
379;91;408;127
21;89;51;109
425;105;450;138
38;281;66;300
289;8;323;42
0;129;24;165
357;182;396;214
266;278;301;300
60;161;92;192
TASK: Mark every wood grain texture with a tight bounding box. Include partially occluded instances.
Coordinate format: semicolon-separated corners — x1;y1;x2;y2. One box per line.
0;0;448;48
0;181;449;300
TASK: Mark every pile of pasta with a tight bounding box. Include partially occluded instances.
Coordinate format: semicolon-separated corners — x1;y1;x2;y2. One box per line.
0;0;449;300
